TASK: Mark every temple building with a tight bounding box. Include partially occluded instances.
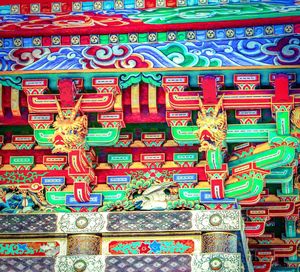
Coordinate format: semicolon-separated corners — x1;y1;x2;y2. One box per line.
0;0;299;271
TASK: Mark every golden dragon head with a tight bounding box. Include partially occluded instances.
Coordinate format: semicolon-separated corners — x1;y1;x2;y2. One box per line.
51;96;88;153
195;96;227;152
291;107;300;129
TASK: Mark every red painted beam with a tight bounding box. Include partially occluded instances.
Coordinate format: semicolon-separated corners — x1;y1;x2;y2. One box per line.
202;76;217;104
272;74;293;104
245;221;265;237
99;145;201;162
58;79;77;107
250;244;297;257
0;145;201;164
0;166;207;185
1;16;300;38
0;149;52;164
1;87;299;125
246;202;295;217
96;166;207;183
253;261;272;272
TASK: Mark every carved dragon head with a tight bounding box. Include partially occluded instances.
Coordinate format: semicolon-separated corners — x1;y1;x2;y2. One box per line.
291;107;300;129
195;96;227;152
51;96;88;153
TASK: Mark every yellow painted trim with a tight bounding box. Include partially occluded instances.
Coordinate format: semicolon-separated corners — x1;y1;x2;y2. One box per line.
165;92;172;110
0;238;66;242
1;65;300;75
114;93;123;111
102;235;201;242
148;83;157;114
11;88;21;117
131;83;140;114
0;84;3;117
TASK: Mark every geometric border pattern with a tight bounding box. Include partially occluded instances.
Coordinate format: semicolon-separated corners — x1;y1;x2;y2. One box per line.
0;24;294;48
0;210;241;234
0;214;57;233
106;255;192;272
2;1;295;15
0;257;55;272
4;254;241;272
192;253;242;272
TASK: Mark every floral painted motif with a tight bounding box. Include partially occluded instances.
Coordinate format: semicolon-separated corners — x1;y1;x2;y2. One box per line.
138;243;151;254
109;240;194;255
0;171;48;184
149;241;161;253
0;242;60;257
126;169;180;183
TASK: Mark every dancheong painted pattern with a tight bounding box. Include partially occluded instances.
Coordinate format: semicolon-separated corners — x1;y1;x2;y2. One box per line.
0;0;299;271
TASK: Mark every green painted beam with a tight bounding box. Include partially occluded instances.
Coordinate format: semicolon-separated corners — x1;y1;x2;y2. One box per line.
228;146;295;171
34;128;120;147
46;191;126;206
171;124;276;144
265;167;294;184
